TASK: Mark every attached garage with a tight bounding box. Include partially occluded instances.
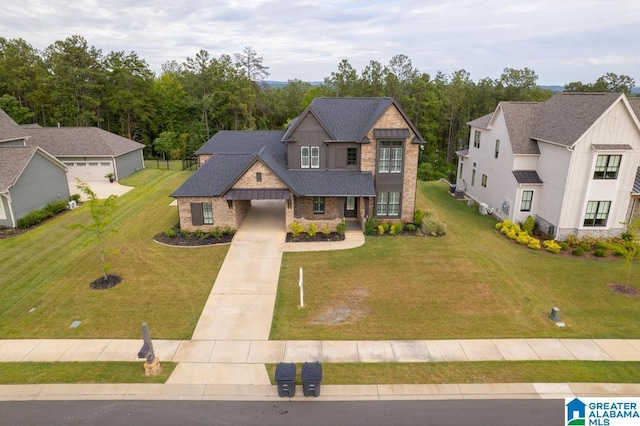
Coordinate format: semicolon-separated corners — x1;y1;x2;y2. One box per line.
24;126;145;183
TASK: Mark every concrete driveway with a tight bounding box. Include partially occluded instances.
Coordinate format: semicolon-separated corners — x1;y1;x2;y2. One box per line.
68;181;134;200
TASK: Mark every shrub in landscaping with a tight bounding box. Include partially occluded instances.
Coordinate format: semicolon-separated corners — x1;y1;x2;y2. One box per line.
321;224;331;235
209;227;223;239
44;200;69;216
308;222;318;237
222;226;235;236
413;209;424;227
572;247;585;256
194;229;207;240
621;231;634;242
594;248;607;257
578;242;592;252
528;238;541;250
364;216;377;236
522;215;535;236
377;225;385;235
565;234;580;247
336;219;347;235
70;194;81;203
559;241;569;251
405;223;416;232
17;209;50;229
543;240;561;254
495;221;504;230
165;229;177;237
594;241;607;250
290;221;304;236
423;219;446;236
381;223;390;233
515;232;531;245
390;223;403;235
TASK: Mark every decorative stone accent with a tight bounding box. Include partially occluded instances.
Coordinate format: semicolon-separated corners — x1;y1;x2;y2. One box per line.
143;357;161;376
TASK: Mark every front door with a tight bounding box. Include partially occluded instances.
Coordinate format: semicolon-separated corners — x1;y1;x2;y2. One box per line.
345;197;357;218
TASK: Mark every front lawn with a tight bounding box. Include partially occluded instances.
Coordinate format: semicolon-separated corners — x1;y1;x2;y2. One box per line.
271;181;640;340
0;169;228;339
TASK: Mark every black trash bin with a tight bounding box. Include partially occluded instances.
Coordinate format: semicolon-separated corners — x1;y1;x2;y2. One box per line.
275;363;296;397
301;362;322;397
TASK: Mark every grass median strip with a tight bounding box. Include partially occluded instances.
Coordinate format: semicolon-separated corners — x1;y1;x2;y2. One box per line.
267;361;640;385
0;362;176;384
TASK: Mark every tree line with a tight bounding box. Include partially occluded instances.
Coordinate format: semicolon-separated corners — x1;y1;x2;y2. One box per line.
0;35;636;180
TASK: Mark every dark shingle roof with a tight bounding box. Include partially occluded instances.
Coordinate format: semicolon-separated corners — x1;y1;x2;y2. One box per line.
0;109;30;143
467;112;492;129
531;93;622;146
0;146;38;192
628;98;640;122
25;127;144;157
286;170;375;197
195;130;287;156
512;170;543;184
171;153;257;197
500;102;541;155
283;97;424;143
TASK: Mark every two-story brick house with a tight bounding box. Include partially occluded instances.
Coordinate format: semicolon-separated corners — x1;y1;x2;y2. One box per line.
172;97;424;231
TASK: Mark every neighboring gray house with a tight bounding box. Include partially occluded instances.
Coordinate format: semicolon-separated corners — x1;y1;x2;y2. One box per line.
0;109;70;228
0;146;70;228
173;97;423;231
24;126;145;182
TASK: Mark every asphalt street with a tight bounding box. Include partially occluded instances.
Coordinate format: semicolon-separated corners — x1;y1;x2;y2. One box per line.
0;399;563;425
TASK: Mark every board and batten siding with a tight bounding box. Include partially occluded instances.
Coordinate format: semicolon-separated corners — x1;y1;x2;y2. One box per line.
115;149;144;181
10;151;70;221
558;100;640;237
287;113;328;169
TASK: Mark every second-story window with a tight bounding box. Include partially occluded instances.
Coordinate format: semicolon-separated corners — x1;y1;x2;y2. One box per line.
494;139;500;159
347;148;357;166
473;130;481;148
379;141;402;173
302;146;319;168
594;155;621;179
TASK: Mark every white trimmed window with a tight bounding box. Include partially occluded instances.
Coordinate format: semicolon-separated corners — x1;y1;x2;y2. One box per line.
301;146;320;169
481;174;487;188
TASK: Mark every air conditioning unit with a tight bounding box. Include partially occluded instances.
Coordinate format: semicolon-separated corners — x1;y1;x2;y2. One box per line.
68;200;77;210
479;203;489;215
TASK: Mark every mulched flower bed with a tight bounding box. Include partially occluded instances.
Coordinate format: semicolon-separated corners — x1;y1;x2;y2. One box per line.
153;232;234;246
0;227;29;239
90;274;122;290
286;232;345;242
608;282;640;297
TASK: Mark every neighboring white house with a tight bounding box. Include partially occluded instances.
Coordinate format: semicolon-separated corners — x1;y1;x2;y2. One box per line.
456;92;640;240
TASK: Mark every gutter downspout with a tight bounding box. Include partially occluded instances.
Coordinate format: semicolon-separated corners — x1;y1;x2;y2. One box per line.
111;156;118;181
2;192;16;228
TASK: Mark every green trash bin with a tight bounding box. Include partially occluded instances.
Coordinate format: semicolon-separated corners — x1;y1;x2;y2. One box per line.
301;362;322;397
275;363;296;397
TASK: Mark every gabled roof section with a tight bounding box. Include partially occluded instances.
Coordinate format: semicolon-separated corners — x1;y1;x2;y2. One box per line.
24;127;144;157
628;98;640;122
171;153;257;197
195;130;287;156
286;170;376;197
467;112;493;129
531;92;622;147
283;97;424;143
500;102;541;155
0;146;65;193
0;108;30;143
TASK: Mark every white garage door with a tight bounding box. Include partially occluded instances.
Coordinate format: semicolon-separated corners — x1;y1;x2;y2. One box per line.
63;161;114;182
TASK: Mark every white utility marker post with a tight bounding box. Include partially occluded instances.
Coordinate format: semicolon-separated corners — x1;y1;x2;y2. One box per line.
299;267;304;308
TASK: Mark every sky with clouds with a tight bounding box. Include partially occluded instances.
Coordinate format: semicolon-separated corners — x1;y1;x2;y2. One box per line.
2;0;639;86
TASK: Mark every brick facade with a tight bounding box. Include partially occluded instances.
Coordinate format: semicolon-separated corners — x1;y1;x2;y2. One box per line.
233;161;287;189
286;196;343;231
177;197;250;231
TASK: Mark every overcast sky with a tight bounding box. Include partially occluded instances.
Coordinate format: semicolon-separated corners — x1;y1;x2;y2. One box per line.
2;0;639;85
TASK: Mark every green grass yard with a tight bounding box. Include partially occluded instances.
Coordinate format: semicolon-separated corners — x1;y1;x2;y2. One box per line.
270;181;640;340
0;169;227;339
